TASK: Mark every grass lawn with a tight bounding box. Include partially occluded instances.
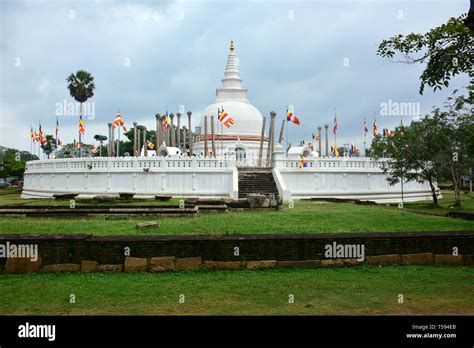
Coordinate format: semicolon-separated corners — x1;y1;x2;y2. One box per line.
401;190;474;213
0;189;473;235
0;266;472;315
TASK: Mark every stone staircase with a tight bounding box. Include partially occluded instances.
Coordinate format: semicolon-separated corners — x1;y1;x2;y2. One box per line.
238;168;279;199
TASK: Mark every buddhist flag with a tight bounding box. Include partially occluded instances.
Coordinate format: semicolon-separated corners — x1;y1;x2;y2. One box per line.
286;108;300;125
218;108;235;128
30;126;34;139
331;144;340;157
163;112;170;132
383;128;389;138
333;114;338;135
299;155;308;168
79;115;85;135
146;140;155;150
56;117;60;145
113;112;128;132
373;119;377;137
74;139;80;148
363;118;368;135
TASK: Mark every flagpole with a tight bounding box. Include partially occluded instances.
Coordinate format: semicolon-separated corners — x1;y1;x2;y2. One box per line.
285;106;288;155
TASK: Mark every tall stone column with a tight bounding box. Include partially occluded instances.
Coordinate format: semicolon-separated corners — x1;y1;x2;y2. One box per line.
317;126;322;156
137;127;141;156
258;116;266;167
170;113;175;147
155;114;161;153
176;112;181;150
266;111;276;167
142;126;148;157
108;123;113;157
210;115;216;157
278;119;285;144
133;122;138;156
204;115;208;157
187;111;193;156
182;126;187;154
324;124;329;157
110;123;115;157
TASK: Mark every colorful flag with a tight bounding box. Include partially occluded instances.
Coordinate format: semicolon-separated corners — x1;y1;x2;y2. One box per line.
299;155;308;168
331;144;340;157
373;119;377;137
30;126;34;139
363;118;368;135
146;140;155;150
163;112;170;132
383;128;389;138
74;139;80;148
112;112;128;132
218;108;235;128
333;114;338;135
79;115;85;135
286;108;300;125
34;131;40;142
56;117;60;134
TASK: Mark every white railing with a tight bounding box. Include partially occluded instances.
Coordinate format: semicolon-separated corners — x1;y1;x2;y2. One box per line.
274;156;388;171
25;155;237;172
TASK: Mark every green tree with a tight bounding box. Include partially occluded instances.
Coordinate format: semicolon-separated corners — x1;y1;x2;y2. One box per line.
377;14;474;97
371;90;474;206
66;70;95;157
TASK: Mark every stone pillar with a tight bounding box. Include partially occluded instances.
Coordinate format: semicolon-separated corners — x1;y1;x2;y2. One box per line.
210;115;216;157
133;122;138;156
170;113;175;147
137;127;141;156
317;126;322;156
142;126;148;157
107;123;113;157
204;115;208;157
187;111;193;156
110;123;115;157
278;119;285;144
266;111;276;167
155;114;161;153
324;124;329;157
258;116;266;167
176;112;181;150
182;126;187;154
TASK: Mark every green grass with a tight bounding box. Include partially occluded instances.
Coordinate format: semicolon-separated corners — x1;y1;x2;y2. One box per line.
0;266;472;315
401;190;474;213
0;189;473;235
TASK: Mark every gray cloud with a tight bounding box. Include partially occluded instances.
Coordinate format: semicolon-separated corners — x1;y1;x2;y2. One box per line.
0;0;470;152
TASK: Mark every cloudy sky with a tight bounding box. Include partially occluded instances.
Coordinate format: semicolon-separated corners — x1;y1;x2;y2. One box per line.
0;0;470;152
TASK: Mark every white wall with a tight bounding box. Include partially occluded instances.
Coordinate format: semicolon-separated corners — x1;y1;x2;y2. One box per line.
272;154;436;203
22;156;238;199
22;154;437;203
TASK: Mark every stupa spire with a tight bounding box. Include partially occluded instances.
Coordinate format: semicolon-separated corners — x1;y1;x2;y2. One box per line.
216;41;248;103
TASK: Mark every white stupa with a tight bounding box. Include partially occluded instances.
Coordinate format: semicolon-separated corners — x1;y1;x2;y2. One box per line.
194;41;268;164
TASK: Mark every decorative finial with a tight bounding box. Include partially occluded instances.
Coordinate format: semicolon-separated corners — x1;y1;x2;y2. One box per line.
230;40;234;52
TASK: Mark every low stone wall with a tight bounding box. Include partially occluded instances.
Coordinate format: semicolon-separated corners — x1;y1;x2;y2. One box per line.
1;231;472;273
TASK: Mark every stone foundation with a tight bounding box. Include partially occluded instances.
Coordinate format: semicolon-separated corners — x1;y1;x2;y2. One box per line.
1;253;472;274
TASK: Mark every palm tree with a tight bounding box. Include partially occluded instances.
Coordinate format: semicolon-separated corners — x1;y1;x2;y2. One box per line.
67;70;95;157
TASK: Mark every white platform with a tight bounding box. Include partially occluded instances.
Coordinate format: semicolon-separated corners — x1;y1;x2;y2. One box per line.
21;153;437;203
